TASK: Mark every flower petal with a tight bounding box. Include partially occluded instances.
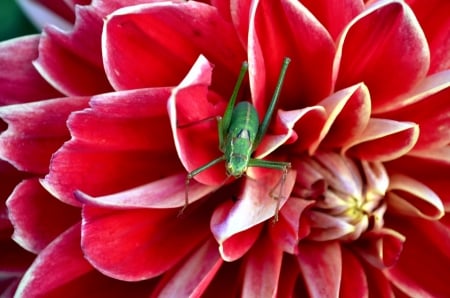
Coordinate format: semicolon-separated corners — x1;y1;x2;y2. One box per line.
75;173;216;209
312;83;371;152
153;238;222;297
249;0;335;111
103;1;244;91
6;179;79;253
354;228;405;269
43;88;177;206
342;118;419;162
269;197;313;254
81;204;211;281
211;170;296;250
35;5;111;95
386;174;444;219
0;96;90;174
300;0;364;40
242;235;283;297
333;0;430;112
15;223;154;297
0;35;61;105
297;241;341;298
407;0;450;73
340;247;368;298
385;215;450;297
169;55;228;185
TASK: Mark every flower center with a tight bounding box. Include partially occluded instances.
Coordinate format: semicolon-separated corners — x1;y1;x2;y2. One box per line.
293;151;389;241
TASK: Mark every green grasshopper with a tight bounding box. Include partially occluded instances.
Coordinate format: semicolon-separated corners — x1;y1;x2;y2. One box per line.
184;57;291;221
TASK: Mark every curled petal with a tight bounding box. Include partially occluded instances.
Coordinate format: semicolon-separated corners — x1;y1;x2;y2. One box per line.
211;171;296;249
354;227;405;269
7;179;79;253
297;241;341;298
0;96;90;174
313;83;371;152
75;173;216;209
81;205;211;281
386;174;444;220
103;1;244;91
249;0;335;111
153;238;223;297
169;55;229;185
333;0;430;112
242;235;283;297
342;118;419;162
307;211;357;241
0;35;61;105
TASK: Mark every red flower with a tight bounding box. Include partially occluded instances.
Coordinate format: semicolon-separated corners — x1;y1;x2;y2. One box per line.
1;0;449;297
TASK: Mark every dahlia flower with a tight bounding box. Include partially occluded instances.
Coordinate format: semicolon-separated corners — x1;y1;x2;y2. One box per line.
1;0;449;297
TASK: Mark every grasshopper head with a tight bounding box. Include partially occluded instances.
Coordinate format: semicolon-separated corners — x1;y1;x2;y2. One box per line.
226;154;248;178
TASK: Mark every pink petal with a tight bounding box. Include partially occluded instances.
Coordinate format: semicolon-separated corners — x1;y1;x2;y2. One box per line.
81;204;211;281
211;170;297;250
407;0;450;73
297;241;342;298
312;83;371;152
0;96;90;174
355;227;405;268
103;1;244;91
300;0;364;40
249;0;335;111
153;238;222;297
44;88;178;206
384;215;450;297
387;174;444;219
333;1;430;112
242;235;283;297
340;247;368;298
75;173;216;209
15;223;155;297
6;179;79;253
0;35;61;105
168;55;228;185
342;118;419;162
269;198;314;254
35;6;111;95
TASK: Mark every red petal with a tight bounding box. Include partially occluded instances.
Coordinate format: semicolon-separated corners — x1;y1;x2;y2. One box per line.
153;238;222;297
6;179;79;253
211;171;296;250
249;0;335;111
81;205;211;281
242;235;283;297
297;241;342;298
313;83;371;152
35;6;111;95
385;215;450;297
378;73;450;150
363;261;395;297
44;88;178;206
340;247;368;298
354;228;405;269
15;223;155;297
75;173;216;209
387;174;444;219
0;96;90;174
169;55;228;185
0;35;61;105
300;0;364;40
334;1;430;112
343;118;419;162
407;0;450;73
103;2;244;91
0;160;26;204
